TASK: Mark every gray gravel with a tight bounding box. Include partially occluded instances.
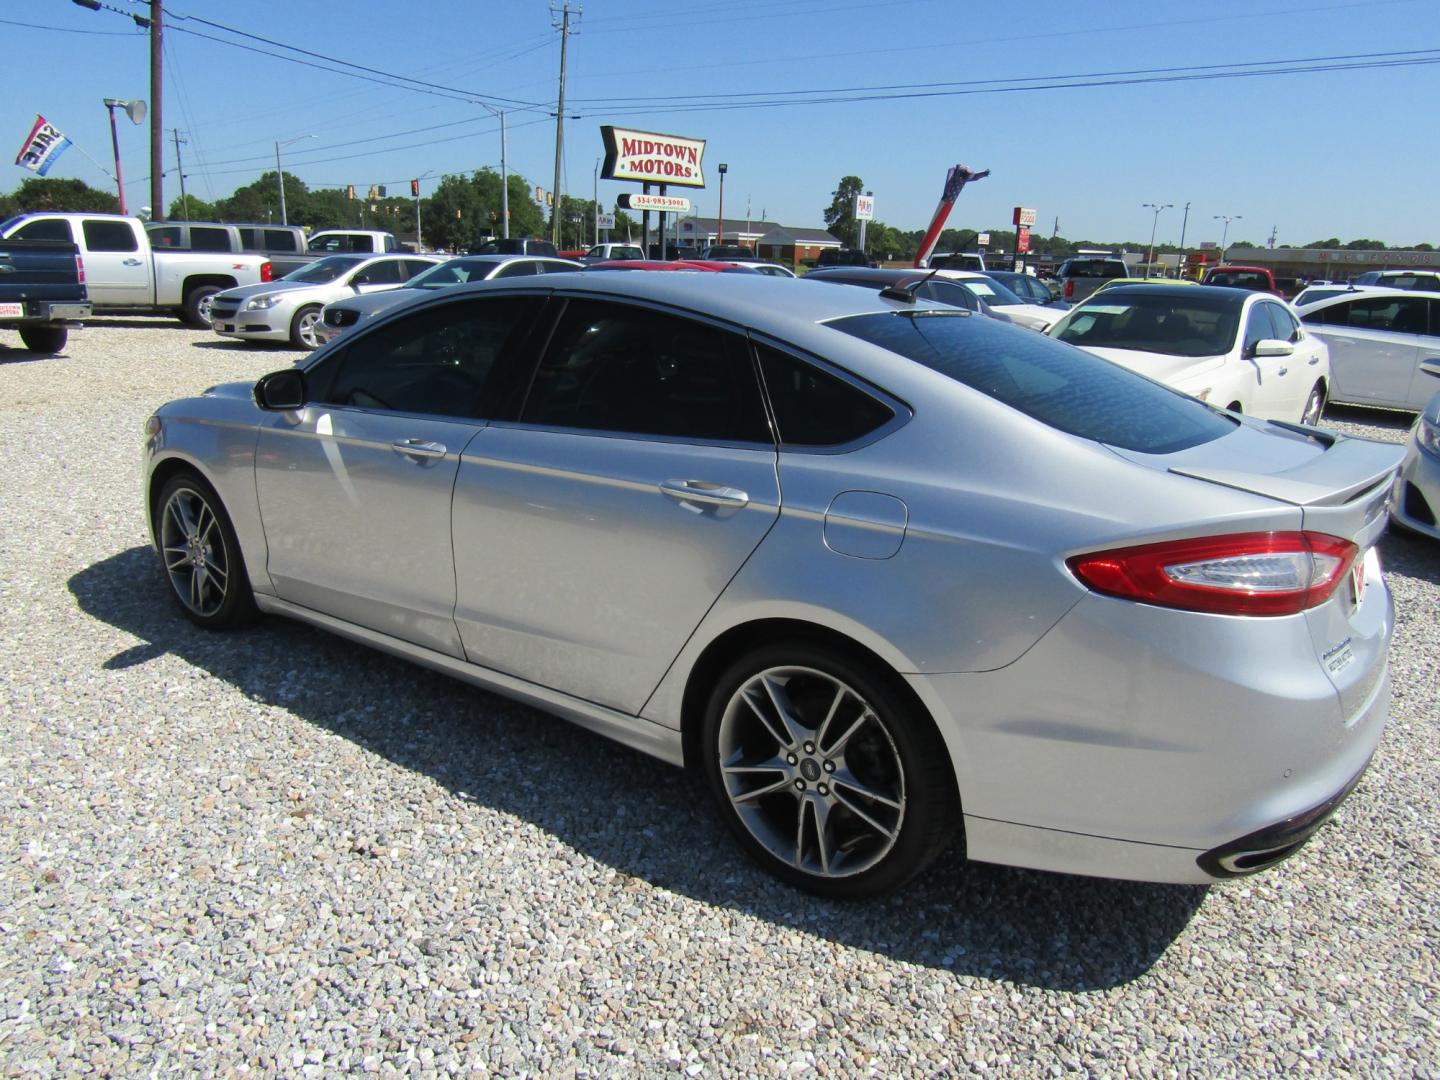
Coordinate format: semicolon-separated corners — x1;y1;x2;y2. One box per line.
1;319;1437;1077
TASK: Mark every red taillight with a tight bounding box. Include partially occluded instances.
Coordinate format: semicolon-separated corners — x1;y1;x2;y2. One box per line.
75;253;86;285
1068;532;1358;617
1063;280;1074;299
260;261;275;282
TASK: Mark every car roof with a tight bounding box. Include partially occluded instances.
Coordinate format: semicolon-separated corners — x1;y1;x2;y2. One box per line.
807;267;958;284
1082;283;1252;306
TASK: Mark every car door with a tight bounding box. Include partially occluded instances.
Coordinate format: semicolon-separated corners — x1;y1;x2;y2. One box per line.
74;219;151;305
1239;301;1293;418
347;258;408;295
1303;296;1423;407
254;294;547;657
1260;301;1321;420
1404;298;1440;409
450;296;781;714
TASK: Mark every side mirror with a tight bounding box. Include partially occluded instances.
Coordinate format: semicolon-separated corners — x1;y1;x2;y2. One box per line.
1421;358;1440;379
1251;339;1295;358
254;368;306;410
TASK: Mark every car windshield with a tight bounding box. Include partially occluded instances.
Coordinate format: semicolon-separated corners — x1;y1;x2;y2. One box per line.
1050;293;1242;358
408;259;495;289
280;255;365;283
1294;287;1351;307
830;311;1234;454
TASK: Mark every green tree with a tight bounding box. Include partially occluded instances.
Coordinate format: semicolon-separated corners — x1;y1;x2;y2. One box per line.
6;176;120;214
1304;238;1342;249
822;176;865;247
167;194;219;220
1343;238;1386;250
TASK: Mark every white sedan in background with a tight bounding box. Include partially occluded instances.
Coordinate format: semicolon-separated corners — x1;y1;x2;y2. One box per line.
1048;283;1330;424
209;253;443;349
1296;288;1440;412
928;268;1064;330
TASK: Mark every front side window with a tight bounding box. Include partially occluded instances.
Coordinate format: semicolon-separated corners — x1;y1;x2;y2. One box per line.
313;297;544;418
352;261;405;286
495;260;539;278
190;227;230;252
1262;302;1300;342
281;255;365;283
833;311;1235;454
1242;305;1273;354
915;280;980;312
9;218;73;242
521;300;771;443
82;220;139;252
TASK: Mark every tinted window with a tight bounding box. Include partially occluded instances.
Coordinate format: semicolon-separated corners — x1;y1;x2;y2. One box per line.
495;260;539;278
353;261;405;286
82;220;139;252
756;345;894;447
832;311;1234;454
1263;302;1299;342
521;300;771;443
10;218;73;242
1305;296;1429;333
237;228;260;248
281;255;364;283
314;297;543;418
402;259;435;279
915;280;980;311
190;227;230;252
1063;259;1126;279
537;260;582;274
1053;292;1243;357
1242;305;1273;353
265;229;299;252
148;226;182;248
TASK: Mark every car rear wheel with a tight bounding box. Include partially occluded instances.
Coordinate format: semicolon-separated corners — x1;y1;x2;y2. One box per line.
1301;381;1327;426
18;325;67;353
155;473;256;629
290;305;323;349
702;643;959;898
182;285;222;328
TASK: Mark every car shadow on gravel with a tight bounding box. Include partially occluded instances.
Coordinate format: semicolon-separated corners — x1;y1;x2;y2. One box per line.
190;341;301;354
1381;529;1440;587
70;546;1207;992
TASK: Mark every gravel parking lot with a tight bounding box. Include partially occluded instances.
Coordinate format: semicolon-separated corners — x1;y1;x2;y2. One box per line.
1;318;1436;1077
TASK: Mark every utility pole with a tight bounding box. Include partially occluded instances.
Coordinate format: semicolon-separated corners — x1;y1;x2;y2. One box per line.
1176;201;1191;279
549;2;577;248
1267;225;1279;249
171;128;188;219
149;0;163;220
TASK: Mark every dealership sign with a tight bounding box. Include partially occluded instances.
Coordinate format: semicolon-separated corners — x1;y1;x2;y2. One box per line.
601;126;706;189
618;193;691;212
855;194;875;221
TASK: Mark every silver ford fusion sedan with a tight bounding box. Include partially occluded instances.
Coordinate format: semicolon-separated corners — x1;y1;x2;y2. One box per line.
144;272;1401;897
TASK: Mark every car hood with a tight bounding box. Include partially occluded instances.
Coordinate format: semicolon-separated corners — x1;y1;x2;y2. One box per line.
326;288;421;319
218;280;337;302
1082;346;1225;389
988;301;1062;329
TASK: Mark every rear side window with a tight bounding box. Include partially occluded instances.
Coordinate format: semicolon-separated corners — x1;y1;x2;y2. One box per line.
82;220;139;252
265;229;298;252
1303;296;1429;333
521;300;771;443
756;345;895;447
148;226;182;248
1064;260;1126;279
830;311;1234;454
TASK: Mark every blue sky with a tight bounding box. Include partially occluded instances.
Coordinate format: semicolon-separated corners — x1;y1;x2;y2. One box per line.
6;0;1439;248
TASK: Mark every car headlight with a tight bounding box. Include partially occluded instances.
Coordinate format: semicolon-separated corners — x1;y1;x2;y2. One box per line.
243;294;281;310
1418;416;1440;457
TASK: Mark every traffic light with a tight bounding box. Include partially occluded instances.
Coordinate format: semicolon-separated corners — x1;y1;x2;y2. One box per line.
377;185;386;197
410;178;420;197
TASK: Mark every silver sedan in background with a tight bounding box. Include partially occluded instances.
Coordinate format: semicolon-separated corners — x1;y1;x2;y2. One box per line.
209;253;443;349
146;272;1399;897
316;254;585;344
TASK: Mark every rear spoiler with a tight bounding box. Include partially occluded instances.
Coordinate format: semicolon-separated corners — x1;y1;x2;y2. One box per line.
1169;429;1403;508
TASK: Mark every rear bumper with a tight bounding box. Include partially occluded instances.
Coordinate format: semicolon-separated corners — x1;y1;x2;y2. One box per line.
0;299;90;323
908;587;1392;884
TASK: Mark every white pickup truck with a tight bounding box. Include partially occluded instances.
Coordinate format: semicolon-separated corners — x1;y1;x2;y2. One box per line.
0;213;273;327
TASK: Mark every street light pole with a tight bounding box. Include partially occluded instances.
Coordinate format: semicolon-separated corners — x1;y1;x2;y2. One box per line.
717;163;728;247
104;100;128;215
274;134;316;227
593;158;600;247
478;104;510;240
1214;214;1242;261
1142;202;1173;278
1176;201;1191;273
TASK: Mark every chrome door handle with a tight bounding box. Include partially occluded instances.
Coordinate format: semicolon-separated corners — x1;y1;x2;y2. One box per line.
391;439;446;459
659;479;749;508
1308;356;1320;365
122;258;143;266
1277;367;1288;376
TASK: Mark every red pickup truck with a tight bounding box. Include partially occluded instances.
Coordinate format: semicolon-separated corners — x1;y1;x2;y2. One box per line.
1202;265;1282;296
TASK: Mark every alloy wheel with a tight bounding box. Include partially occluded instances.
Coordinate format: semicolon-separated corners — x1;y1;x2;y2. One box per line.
159;486;230;618
716;666;906;879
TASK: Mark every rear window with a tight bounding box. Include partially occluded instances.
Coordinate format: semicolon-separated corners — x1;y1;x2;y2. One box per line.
1063;260;1126;279
829;311;1234;454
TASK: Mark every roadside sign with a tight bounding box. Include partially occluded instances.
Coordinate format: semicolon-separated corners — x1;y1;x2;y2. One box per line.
596;212;616;229
977;232;991;246
855;195;875;221
1013;206;1037;227
618;193;691;212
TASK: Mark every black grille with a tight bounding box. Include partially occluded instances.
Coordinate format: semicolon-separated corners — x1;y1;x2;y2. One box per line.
210;299;242;320
1403;482;1436;526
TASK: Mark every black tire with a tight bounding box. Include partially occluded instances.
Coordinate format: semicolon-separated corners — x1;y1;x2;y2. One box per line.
700;642;960;899
1301;381;1327;426
18;324;67;353
182;285;222;328
289;304;323;350
154;472;256;629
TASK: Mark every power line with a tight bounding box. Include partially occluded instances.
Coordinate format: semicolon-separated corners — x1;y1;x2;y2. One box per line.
0;16;134;35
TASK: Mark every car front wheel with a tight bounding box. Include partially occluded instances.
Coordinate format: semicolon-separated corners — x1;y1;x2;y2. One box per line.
701;644;959;898
155;473;256;629
290;305;323;349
